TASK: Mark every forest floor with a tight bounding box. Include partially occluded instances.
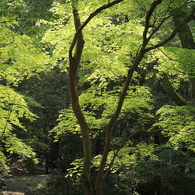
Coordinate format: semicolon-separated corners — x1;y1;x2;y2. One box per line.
1;160;60;195
1;175;48;195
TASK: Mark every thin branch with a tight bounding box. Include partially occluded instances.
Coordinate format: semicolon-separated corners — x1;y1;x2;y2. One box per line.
103;129;165;180
142;0;162;45
135;0;148;13
158;48;179;62
147;15;171;41
0;39;15;48
145;6;195;52
96;1;166;189
69;1;124;194
69;0;123;59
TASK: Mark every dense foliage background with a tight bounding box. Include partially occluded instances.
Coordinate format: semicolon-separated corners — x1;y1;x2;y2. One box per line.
1;0;195;194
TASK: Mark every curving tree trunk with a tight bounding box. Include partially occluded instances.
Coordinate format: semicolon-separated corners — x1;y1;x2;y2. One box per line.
68;1;195;194
160;72;188;106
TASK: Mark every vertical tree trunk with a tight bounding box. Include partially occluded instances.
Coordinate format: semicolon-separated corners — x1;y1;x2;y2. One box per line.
95;49;146;195
172;7;195;100
68;1;125;194
68;1;194;194
69;1;93;194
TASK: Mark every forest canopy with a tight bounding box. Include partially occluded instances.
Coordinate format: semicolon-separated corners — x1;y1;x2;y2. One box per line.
1;0;195;195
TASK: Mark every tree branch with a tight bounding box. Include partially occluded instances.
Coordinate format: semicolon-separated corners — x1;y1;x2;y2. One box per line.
145;6;195;52
147;15;171;41
69;1;92;194
68;1;124;194
142;0;162;46
160;73;188;106
69;0;123;59
103;129;165;180
95;1;165;190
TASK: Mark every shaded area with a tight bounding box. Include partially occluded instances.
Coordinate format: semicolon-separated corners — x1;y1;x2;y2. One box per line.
2;175;48;195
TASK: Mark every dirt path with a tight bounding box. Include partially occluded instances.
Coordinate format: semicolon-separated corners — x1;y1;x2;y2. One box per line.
1;175;48;195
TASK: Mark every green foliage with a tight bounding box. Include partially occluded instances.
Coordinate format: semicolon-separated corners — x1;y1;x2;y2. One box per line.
0;85;36;132
65;144;195;195
52;85;154;141
117;146;195;195
1;1;195;195
0;0;52;172
154;46;195;86
5;136;36;157
152;47;189;92
14;67;70;174
55;133;83;173
38;1;195;194
40;0;145;69
0;85;37;171
0;151;9;173
0;0;26;24
162;47;195;78
67;158;84;179
31;174;83;195
0;0;56;36
154;105;195;150
67;142;157;179
0;27;49;85
0;0;51;85
52;108;80;138
21;94;44;108
116;143;157;171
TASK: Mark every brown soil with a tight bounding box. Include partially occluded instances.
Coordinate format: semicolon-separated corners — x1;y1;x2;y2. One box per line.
1;175;48;195
2;192;25;195
0;160;60;195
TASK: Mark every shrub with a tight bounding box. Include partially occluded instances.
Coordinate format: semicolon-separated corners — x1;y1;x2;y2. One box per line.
30;174;83;195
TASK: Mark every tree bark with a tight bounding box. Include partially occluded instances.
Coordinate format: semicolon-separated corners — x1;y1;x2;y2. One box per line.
68;1;195;194
172;6;195;100
95;49;146;195
68;1;124;195
69;1;93;194
94;0;194;193
160;72;188;106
